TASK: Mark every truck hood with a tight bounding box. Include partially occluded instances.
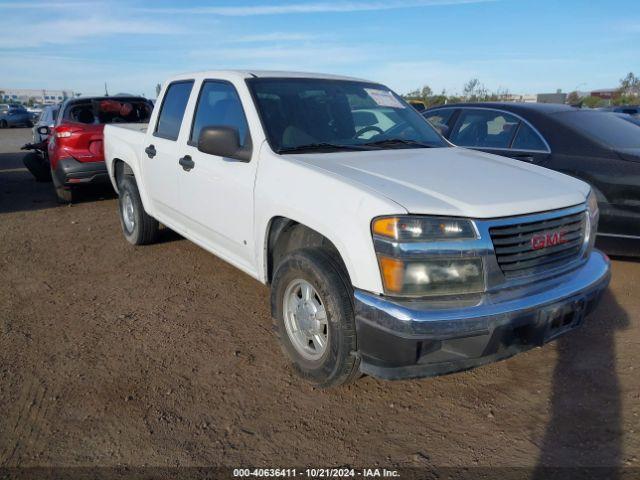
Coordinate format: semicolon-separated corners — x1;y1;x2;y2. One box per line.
287;147;589;218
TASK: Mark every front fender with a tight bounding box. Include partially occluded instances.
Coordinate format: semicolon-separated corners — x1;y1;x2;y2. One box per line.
254;148;406;293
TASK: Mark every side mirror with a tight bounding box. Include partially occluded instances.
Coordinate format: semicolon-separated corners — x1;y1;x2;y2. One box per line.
197;126;251;162
37;126;51;135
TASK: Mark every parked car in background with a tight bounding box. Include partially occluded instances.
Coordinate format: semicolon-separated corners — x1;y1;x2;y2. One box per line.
20;105;61;182
27;104;43;119
423;103;640;253
407;99;426;112
599;105;640;116
40;96;153;202
103;70;609;387
0;104;33;128
33;105;59;143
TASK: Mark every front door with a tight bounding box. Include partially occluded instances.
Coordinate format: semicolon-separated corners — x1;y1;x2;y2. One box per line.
177;79;258;272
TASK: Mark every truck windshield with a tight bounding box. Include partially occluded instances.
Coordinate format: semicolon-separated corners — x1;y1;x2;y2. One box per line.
247;78;447;153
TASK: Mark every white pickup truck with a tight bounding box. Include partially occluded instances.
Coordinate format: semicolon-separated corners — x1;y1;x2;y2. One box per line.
104;70;610;387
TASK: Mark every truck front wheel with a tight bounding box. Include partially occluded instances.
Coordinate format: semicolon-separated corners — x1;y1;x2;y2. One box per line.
118;175;159;245
271;248;360;387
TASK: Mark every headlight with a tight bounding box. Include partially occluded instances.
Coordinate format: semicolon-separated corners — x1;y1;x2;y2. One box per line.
372;216;477;242
372;215;484;297
377;256;484;296
585;189;599;253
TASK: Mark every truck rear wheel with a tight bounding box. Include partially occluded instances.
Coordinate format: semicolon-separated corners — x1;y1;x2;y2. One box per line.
271;248;360;387
118;175;159;245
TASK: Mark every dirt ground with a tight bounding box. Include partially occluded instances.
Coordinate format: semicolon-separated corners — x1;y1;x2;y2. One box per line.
0;128;638;472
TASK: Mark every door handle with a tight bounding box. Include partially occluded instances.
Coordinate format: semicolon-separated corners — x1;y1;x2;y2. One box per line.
178;155;195;171
145;144;156;158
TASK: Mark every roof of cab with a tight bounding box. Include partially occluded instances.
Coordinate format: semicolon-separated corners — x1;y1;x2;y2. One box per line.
166;70;371;83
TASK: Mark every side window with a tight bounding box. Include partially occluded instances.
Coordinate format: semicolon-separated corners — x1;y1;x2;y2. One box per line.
512;122;547;151
425;109;454;127
450;109;519;148
154;81;194;141
190;81;249;146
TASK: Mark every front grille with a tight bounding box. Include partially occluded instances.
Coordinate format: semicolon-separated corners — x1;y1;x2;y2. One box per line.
490;210;586;278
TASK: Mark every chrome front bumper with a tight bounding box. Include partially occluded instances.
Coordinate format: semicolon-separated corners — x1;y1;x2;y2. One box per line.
354;250;611;380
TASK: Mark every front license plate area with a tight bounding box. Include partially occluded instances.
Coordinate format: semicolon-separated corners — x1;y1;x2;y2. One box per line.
543;299;585;342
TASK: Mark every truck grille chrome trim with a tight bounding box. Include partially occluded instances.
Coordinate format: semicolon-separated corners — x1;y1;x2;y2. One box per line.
488;209;586;278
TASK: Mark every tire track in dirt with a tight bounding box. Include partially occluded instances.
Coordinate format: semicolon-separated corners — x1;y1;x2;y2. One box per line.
1;377;53;466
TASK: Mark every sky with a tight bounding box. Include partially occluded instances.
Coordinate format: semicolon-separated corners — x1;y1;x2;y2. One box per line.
0;0;638;98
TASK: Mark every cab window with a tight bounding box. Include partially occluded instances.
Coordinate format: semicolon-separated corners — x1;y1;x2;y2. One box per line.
155;81;194;141
512;122;547;151
450;109;519;149
190;81;249;146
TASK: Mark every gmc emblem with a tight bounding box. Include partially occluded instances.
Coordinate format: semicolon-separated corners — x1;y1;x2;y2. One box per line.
531;230;568;250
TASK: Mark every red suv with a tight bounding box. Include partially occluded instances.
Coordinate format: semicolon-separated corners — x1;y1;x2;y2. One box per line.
42;96;152;202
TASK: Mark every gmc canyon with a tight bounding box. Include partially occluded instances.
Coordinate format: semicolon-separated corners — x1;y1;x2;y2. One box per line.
104;71;610;387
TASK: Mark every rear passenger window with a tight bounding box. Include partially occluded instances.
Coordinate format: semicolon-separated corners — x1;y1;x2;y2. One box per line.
155;81;194;141
190;81;249;146
450;109;519;149
512;122;547;151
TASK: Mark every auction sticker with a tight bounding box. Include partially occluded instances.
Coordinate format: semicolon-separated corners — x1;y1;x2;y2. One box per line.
364;88;405;109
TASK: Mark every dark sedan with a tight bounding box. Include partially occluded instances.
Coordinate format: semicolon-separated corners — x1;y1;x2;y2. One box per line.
423;103;640;253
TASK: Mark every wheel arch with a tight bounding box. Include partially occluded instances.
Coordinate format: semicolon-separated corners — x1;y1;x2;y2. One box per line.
264;217;352;288
112;158;134;189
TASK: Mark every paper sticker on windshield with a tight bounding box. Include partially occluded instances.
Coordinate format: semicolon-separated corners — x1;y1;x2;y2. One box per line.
365;88;405;109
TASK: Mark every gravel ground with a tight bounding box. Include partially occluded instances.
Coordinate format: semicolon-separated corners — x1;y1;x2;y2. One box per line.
0;128;638;472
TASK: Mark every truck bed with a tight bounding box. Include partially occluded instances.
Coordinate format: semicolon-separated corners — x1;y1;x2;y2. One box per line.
103;123;150;192
109;123;149;133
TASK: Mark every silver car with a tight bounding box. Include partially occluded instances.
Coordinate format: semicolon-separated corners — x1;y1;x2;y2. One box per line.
0;104;33;128
32;105;59;143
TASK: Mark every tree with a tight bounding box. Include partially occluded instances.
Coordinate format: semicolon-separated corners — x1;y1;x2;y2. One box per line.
614;72;640;105
567;91;581;105
619;72;640;96
582;96;605;108
420;85;433;101
463;78;488;102
155;83;162;97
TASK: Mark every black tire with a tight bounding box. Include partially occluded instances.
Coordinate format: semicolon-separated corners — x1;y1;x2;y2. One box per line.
50;164;74;203
117;175;159;245
271;248;360;388
26;121;33;128
23;152;52;182
0;120;7;129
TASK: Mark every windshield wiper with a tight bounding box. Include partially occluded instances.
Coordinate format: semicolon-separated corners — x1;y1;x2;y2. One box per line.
277;142;372;154
361;138;436;149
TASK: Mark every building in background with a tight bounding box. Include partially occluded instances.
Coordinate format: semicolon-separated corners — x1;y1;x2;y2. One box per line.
537;90;568;104
590;88;619;100
0;88;79;105
502;93;537;103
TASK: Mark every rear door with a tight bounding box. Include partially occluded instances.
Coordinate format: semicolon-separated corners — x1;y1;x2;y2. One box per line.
177;79;258;271
448;108;551;164
142;80;194;222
